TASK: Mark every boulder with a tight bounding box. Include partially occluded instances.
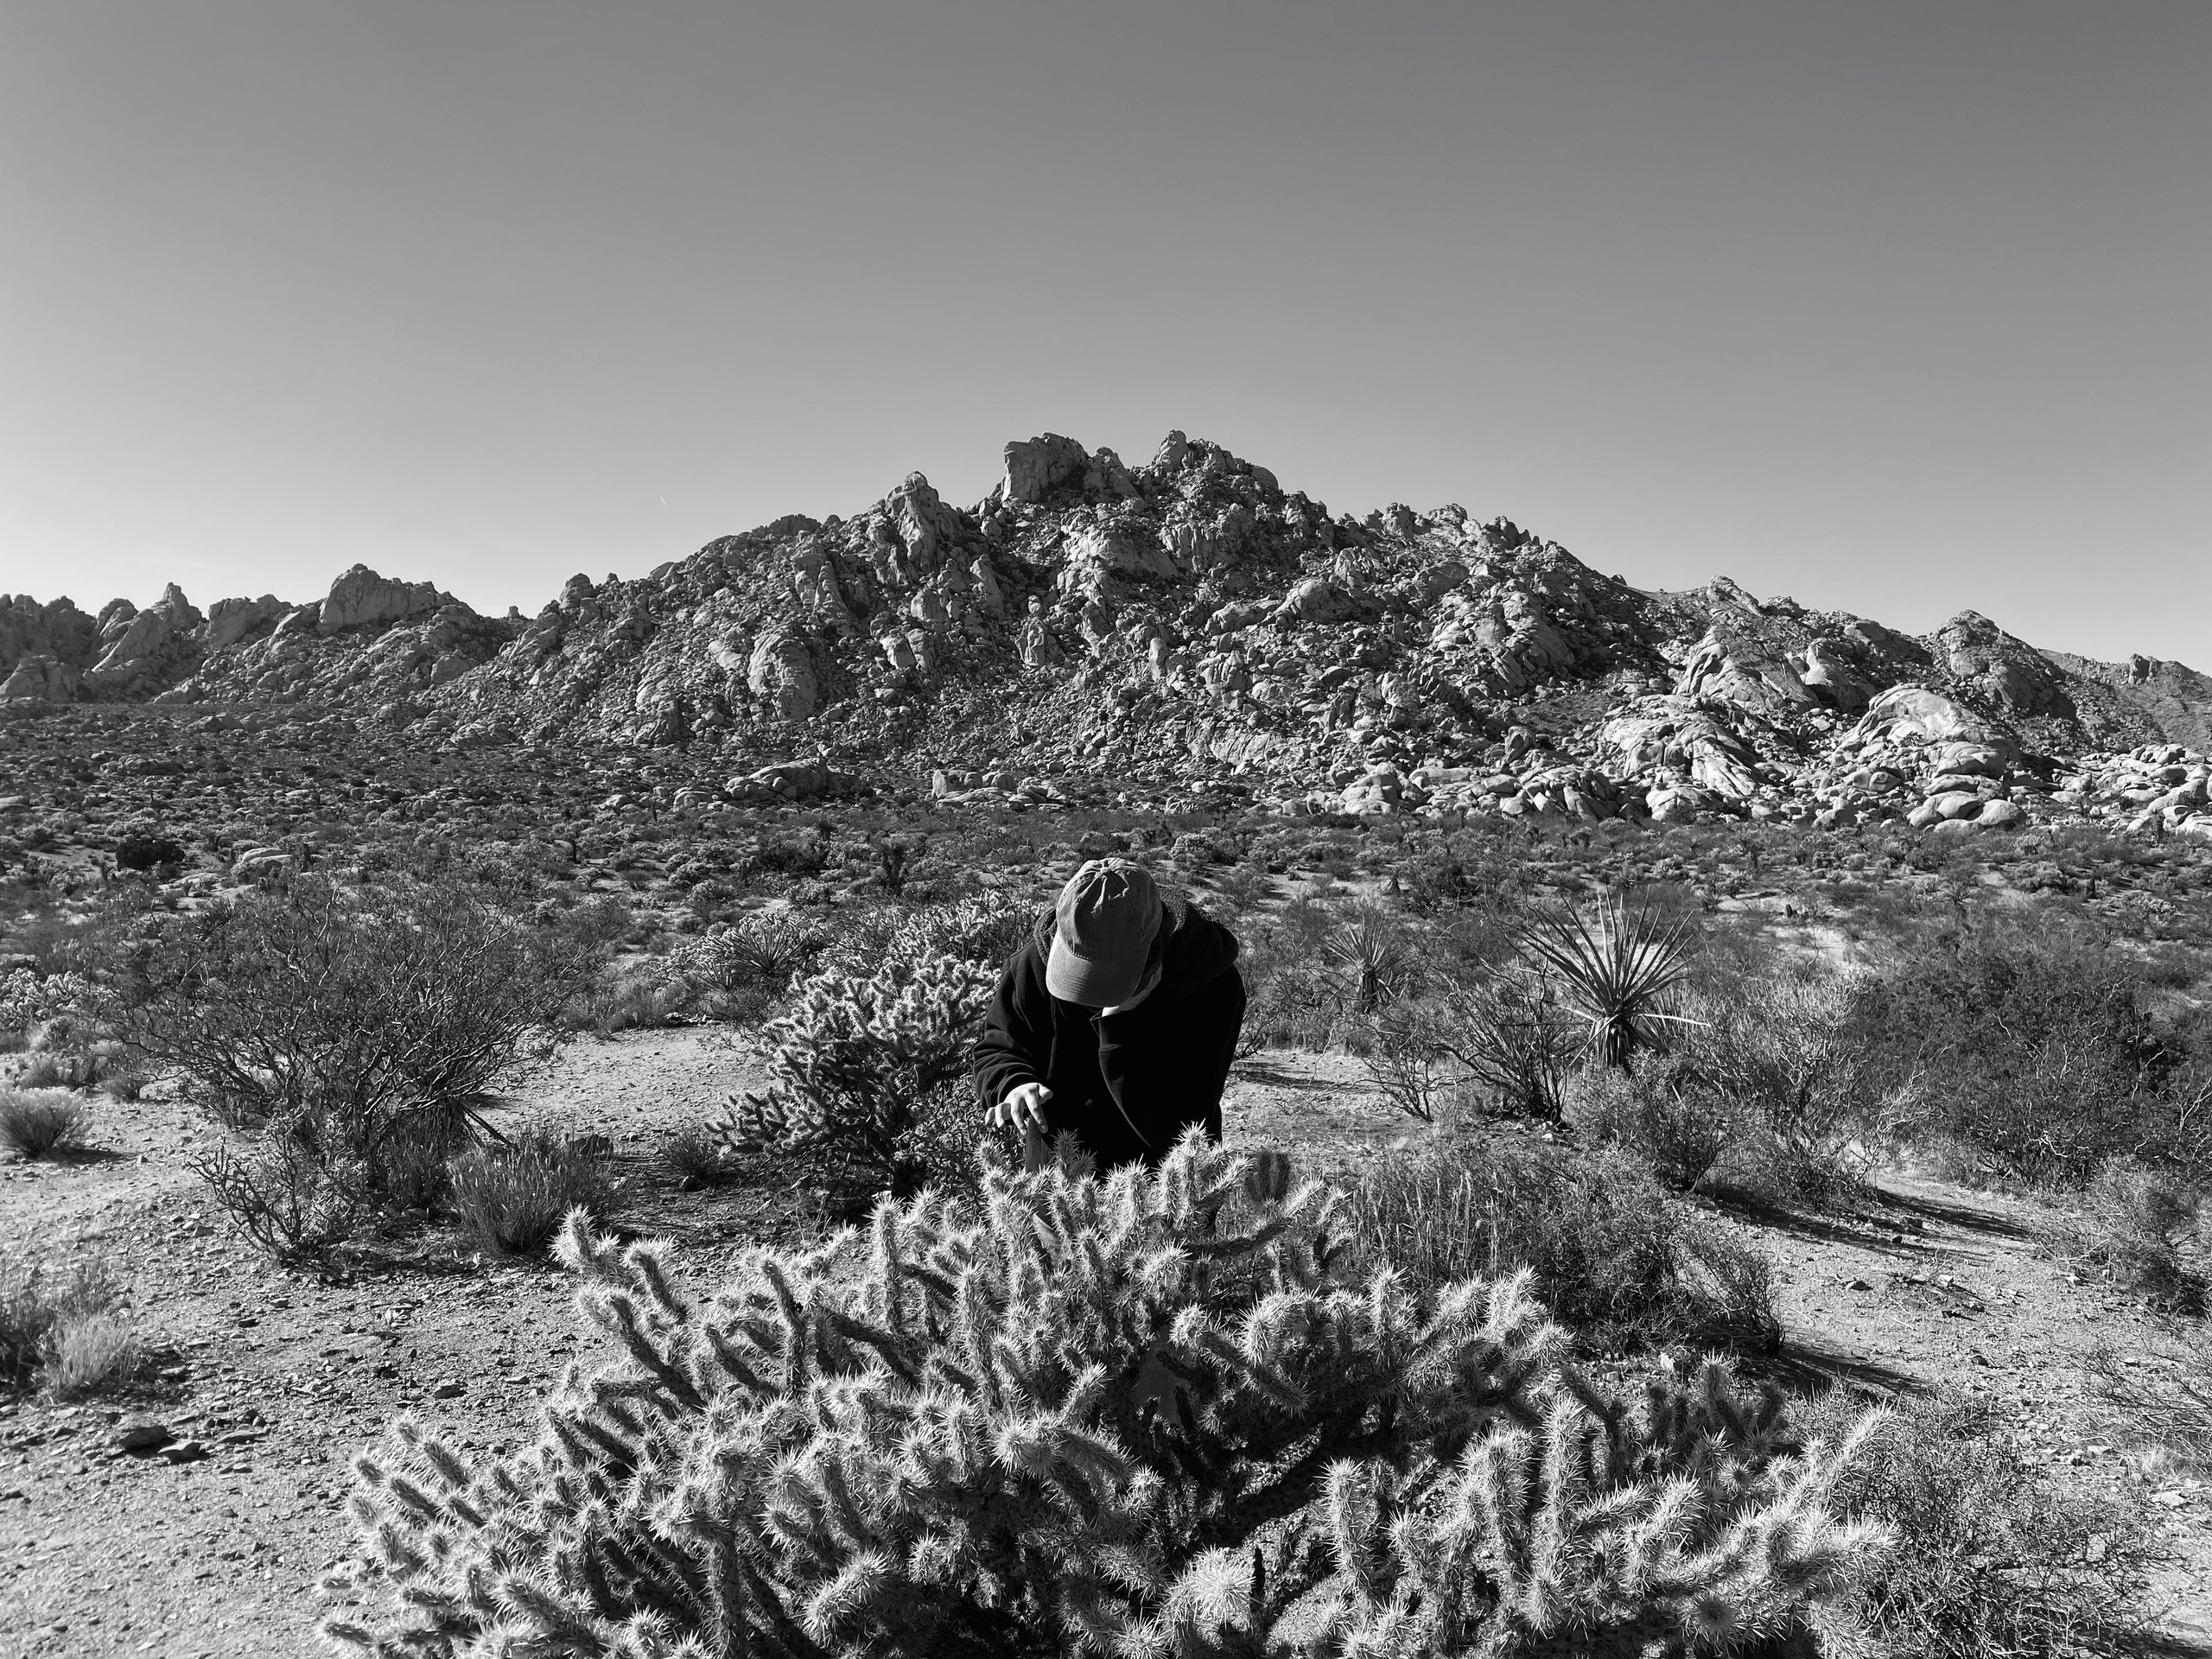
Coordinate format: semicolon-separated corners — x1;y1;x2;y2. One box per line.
1277;577;1357;625
319;566;455;634
1798;639;1877;710
1936;611;2069;715
969;556;1005;617
1599;705;1764;798
88;583;203;686
1002;434;1091;505
1929;741;2013;778
736;761;849;800
203;594;287;653
268;603;322;643
1928;791;1986;822
0;653;78;703
0;594;100;674
1853;684;1981;745
1646;782;1714;823
1674;624;1813;710
746;631;817;721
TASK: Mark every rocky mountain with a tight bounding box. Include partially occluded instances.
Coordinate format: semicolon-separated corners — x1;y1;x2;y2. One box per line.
5;429;2209;837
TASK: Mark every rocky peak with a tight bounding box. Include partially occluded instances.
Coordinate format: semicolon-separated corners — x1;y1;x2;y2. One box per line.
320;565;466;634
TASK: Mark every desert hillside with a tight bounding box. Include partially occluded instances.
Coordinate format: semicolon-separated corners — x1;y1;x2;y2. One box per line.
6;431;2210;840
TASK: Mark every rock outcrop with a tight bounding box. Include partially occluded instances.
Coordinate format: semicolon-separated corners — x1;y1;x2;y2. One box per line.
319;566;455;634
87;584;205;694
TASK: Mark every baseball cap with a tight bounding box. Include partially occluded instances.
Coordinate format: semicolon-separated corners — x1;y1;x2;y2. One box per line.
1046;859;1163;1007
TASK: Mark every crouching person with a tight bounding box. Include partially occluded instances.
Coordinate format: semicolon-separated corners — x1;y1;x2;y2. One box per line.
976;859;1245;1171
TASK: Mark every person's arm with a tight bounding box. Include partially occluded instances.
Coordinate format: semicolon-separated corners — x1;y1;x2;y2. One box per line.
975;946;1058;1166
1194;967;1247;1142
973;945;1051;1108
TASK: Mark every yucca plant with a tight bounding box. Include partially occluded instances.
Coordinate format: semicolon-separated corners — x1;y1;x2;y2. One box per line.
1328;915;1411;1015
1519;893;1700;1070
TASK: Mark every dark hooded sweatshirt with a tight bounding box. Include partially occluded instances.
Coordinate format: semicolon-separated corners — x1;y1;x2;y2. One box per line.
972;894;1245;1170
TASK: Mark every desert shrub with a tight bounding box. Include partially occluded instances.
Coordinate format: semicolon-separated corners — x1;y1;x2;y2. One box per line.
2038;1156;2205;1312
0;1088;91;1158
1568;1054;1739;1192
1346;1136;1780;1354
557;894;637;954
1796;1392;2158;1657
658;1121;739;1190
124;872;590;1243
1238;899;1415;1055
112;830;186;872
15;1046;124;1090
671;909;831;1011
1853;920;2196;1185
1438;966;1581;1120
445;1130;612;1255
559;956;703;1033
1356;997;1461;1123
45;1309;139;1398
1675;973;1882;1203
0;1255;124;1393
1238;950;1342;1052
1394;845;1500;916
1206;858;1273;912
193;1135;369;1261
715;949;996;1213
1358;969;1586;1125
2081;1326;2212;1476
329;1134;1886;1657
99;1069;147;1103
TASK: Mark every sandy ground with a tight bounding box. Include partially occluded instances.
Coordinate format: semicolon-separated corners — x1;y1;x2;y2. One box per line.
4;1033;2209;1655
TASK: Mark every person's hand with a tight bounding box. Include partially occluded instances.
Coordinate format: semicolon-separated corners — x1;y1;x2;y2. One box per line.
987;1081;1052;1138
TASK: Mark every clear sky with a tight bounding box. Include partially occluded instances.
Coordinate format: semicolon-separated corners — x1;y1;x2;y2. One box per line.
4;2;2207;664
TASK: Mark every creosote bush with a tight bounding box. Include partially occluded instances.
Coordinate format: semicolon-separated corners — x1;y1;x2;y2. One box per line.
329;1132;1887;1658
2081;1326;2212;1476
1793;1392;2159;1657
1567;1057;1739;1193
1670;975;1881;1203
2037;1156;2205;1312
1853;919;2203;1185
124;870;591;1255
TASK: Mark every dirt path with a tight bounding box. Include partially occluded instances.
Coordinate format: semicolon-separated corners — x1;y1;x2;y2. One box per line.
4;1039;2209;1654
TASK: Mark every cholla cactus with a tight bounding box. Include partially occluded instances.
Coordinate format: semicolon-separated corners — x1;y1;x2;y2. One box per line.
816;893;1032;979
0;968;110;1037
1281;1363;1888;1658
327;1134;1887;1659
717;950;998;1206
